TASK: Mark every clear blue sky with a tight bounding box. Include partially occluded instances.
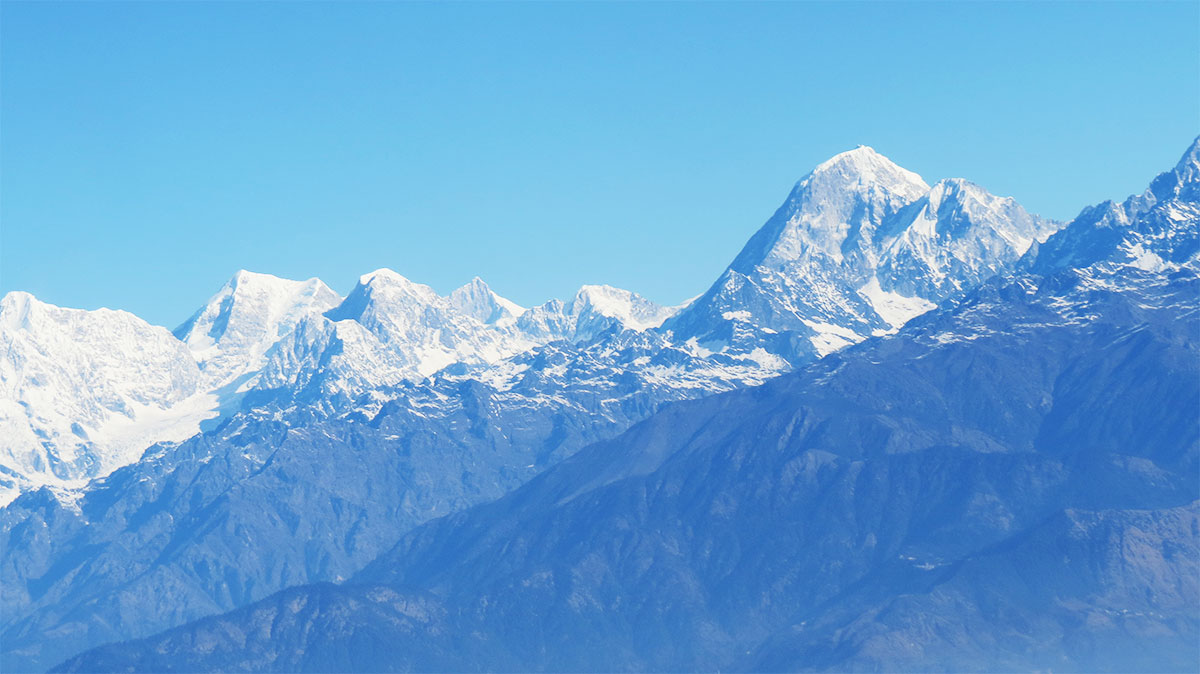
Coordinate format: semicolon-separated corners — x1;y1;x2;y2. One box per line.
3;1;1197;328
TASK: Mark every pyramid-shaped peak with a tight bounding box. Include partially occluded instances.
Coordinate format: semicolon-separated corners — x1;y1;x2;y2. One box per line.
453;276;495;295
329;268;441;326
722;146;932;270
806;145;929;195
449;276;525;324
926;177;991;200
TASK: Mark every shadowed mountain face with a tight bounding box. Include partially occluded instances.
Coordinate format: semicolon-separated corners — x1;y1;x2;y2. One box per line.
54;142;1200;673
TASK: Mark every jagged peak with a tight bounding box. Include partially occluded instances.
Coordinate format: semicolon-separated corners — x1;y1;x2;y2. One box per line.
449;276;526;324
924;177;1006;209
892;177;1059;255
931;176;981;191
451;276;520;307
571;284;674;331
454;275;492;293
1027;138;1199;276
331;268;490;334
572;284;653;315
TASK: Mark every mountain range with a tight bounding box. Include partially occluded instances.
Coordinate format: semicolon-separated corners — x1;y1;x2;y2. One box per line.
3;141;1196;672
0;146;1055;507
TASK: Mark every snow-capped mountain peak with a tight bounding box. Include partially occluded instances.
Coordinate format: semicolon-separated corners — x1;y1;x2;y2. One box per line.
731;146;930;272
917;178;1053;251
336;269;440;317
571;285;676;331
667;147;1061;364
356;267;426;290
448;277;525;326
330;269;468;335
808;145;928;192
513;284;676;343
873;177;1059;298
275;268;542;386
175;270;341;388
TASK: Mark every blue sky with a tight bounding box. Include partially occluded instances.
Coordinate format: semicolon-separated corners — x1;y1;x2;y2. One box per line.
3;1;1197;328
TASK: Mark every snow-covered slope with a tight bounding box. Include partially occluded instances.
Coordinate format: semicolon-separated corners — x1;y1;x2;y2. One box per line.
256;315;409;404
174;270;341;390
666;146;1059;360
0;294;210;505
0;271;343;505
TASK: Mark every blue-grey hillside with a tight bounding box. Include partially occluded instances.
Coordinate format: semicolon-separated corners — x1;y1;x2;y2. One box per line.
55;139;1200;673
0;330;743;672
